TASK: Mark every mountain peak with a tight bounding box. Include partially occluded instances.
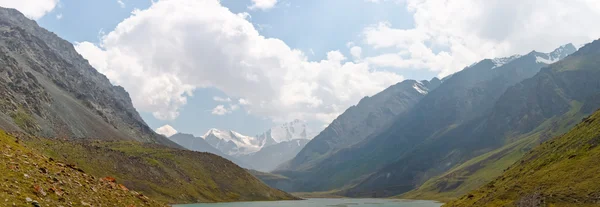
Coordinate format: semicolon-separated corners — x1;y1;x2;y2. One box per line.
491;54;522;69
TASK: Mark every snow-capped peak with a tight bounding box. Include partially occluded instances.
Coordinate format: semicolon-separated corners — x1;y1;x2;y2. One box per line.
202;128;261;155
534;43;577;64
256;119;313;147
491;55;522;69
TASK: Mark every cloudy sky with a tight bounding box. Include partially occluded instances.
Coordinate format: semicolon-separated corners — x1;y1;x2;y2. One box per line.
3;0;600;137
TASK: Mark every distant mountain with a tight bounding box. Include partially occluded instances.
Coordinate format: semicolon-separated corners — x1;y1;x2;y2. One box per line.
202;128;262;156
0;7;178;147
276;43;577;194
240;139;310;172
446;109;600;207
170;120;313;172
256;119;313;147
167;133;252;168
274;78;440;191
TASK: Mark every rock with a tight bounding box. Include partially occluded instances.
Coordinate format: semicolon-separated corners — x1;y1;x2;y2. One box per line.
25;197;32;202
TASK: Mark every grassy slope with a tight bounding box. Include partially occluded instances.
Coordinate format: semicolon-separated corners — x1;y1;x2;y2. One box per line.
0;130;166;206
444;109;600;207
400;101;587;202
21;137;297;204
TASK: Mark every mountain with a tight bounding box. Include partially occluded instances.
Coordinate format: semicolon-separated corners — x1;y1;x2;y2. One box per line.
170;120;312;172
276;44;577;193
202;128;262;156
445;108;600;207
341;44;580;197
167;133;252;168
274;78;440;191
256;119;313;147
401;41;600;202
0;7;177;147
240;139;310;172
0;130;165;206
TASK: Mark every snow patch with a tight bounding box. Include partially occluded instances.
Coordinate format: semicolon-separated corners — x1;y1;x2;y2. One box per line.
535;55;559;64
413;83;428;95
492;55;521;69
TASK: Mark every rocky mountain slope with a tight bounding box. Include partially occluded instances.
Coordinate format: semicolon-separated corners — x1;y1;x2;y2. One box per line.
0;7;177;147
445;108;600;207
276;44;576;194
0;130;166;206
274;79;439;191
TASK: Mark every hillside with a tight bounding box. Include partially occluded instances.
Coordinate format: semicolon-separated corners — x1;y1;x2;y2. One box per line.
0;130;166;206
0;7;177;147
445;109;600;207
401;40;600;201
343;43;595;198
20;134;297;204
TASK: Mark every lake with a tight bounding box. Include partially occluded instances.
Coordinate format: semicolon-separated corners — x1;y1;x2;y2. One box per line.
174;198;443;207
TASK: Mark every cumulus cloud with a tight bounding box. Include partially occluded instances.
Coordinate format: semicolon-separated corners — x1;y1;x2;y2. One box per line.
211;104;239;116
0;0;59;19
350;46;362;60
75;0;402;125
249;0;277;10
362;0;600;77
211;105;230;115
155;124;177;137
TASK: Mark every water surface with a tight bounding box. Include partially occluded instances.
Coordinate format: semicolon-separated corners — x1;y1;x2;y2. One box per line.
175;198;443;207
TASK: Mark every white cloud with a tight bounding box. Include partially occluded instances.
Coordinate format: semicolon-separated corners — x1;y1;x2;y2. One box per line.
238;98;251;106
75;0;402;125
155;124;177;137
213;96;232;102
211;105;230;115
0;0;59;19
362;0;600;77
249;0;277;10
55;13;62;20
350;46;362;60
117;0;125;8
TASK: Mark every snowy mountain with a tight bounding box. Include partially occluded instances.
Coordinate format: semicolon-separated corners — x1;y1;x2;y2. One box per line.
202;129;262;156
255;119;314;147
533;43;577;64
200;120;313;157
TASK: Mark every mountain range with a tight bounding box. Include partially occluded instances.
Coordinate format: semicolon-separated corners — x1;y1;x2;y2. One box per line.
273;42;584;198
168;119;314;172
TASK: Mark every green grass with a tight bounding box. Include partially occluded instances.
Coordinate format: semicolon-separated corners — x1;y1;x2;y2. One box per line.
444;109;600;207
23;137;298;204
0;130;167;206
10;107;38;132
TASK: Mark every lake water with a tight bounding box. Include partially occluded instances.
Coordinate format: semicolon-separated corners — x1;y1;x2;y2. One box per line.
174;198;443;207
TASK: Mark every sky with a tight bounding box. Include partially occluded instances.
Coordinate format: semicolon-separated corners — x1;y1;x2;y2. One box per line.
2;0;600;137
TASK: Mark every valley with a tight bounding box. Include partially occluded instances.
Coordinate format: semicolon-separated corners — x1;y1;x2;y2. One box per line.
1;1;600;207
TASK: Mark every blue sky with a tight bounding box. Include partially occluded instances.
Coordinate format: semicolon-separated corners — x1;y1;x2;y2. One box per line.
35;0;425;136
10;0;600;137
